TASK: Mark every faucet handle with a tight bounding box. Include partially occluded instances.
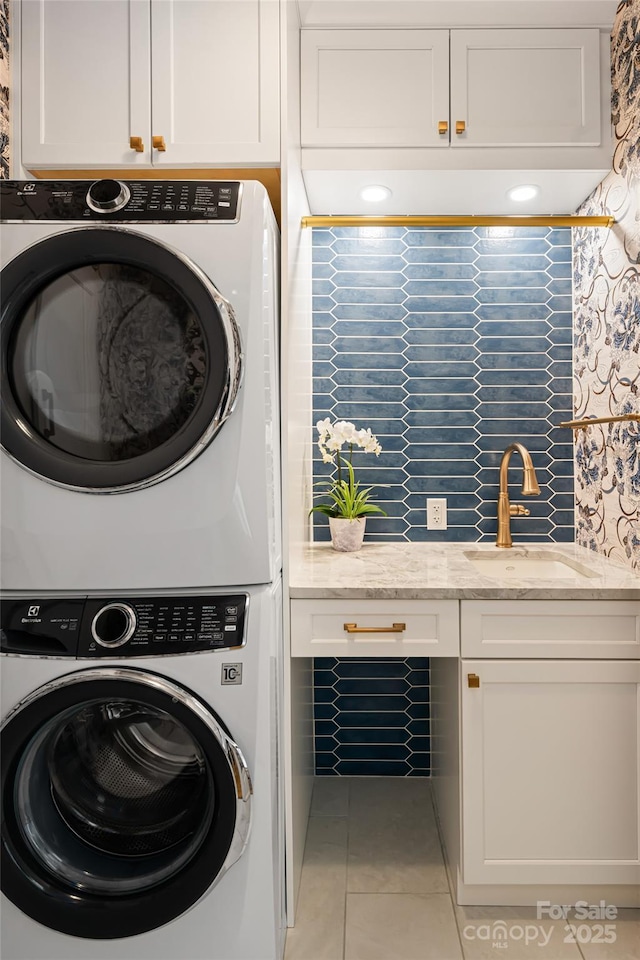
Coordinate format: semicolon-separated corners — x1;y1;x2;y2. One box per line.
510;504;530;517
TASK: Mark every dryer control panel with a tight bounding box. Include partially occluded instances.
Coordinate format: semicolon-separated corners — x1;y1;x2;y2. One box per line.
0;594;247;658
0;179;242;221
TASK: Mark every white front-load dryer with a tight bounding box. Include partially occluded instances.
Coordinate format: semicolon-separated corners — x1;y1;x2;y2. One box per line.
0;179;280;592
0;580;284;960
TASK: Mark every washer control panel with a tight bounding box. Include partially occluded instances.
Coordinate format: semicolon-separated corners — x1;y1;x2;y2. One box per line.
0;595;248;657
0;179;241;221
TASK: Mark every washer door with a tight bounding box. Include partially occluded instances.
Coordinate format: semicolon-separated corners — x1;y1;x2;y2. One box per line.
1;668;251;939
0;227;241;492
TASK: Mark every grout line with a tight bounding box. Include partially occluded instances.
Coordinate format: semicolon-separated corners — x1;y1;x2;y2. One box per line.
429;780;467;960
575;931;589;960
342;778;352;960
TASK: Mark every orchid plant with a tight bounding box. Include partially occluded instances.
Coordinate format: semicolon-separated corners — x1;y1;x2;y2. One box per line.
310;419;387;521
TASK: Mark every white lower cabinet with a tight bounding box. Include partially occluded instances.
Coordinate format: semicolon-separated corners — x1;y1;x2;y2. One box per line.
289;595;640;913
460;658;640;887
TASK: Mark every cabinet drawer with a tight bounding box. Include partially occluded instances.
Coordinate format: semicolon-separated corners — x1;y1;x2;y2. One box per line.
461;600;640;659
290;599;459;657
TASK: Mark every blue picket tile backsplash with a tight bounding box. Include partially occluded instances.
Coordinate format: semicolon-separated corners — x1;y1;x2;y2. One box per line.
312;226;575;776
312;226;574;544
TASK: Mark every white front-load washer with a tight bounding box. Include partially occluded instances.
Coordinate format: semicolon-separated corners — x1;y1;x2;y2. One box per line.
0;179;280;592
0;580;284;960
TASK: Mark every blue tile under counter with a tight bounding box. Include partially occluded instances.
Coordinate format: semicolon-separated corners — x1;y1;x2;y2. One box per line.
313;657;431;777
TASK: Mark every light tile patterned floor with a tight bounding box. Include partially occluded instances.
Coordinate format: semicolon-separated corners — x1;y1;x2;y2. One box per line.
284;778;639;960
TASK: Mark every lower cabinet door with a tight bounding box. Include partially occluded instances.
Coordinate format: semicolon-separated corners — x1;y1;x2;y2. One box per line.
461;659;640;886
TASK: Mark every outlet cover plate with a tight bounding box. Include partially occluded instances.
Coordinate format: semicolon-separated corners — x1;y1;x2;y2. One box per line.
426;498;447;530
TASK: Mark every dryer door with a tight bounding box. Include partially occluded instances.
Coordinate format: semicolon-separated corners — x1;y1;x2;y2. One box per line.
1;667;251;939
0;227;241;491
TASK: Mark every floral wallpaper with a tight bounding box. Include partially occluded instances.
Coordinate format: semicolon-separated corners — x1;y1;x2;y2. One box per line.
573;0;640;573
0;0;8;178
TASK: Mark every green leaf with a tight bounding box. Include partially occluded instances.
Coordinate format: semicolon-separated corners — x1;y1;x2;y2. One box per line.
309;452;388;519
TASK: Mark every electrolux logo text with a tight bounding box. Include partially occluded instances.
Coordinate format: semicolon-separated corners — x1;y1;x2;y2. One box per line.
21;604;42;624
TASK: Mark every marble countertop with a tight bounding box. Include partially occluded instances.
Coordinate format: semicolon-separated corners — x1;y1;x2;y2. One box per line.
289;542;640;600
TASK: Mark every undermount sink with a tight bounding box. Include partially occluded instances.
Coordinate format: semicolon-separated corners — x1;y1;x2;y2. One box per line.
464;550;599;580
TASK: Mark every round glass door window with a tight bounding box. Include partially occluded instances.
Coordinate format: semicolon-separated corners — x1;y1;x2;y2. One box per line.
18;699;213;892
13;264;207;462
1;669;250;939
0;229;241;491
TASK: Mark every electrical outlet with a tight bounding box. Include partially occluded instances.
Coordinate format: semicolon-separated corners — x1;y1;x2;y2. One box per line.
426;498;447;530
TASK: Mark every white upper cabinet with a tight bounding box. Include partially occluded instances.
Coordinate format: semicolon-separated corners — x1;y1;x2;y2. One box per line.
20;0;280;169
450;29;601;147
151;0;280;166
302;27;603;150
301;30;449;147
21;0;151;168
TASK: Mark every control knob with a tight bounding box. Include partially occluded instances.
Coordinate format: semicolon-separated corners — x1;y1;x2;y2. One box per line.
91;602;137;648
86;179;131;214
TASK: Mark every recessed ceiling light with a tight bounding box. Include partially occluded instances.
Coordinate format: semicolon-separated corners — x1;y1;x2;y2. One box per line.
360;185;392;203
507;184;540;203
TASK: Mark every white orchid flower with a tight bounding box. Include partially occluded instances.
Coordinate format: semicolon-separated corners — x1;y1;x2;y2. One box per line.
335;421;358;443
314;419;382;456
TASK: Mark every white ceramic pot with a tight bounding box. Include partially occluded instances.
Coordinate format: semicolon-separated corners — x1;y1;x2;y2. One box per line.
328;516;366;552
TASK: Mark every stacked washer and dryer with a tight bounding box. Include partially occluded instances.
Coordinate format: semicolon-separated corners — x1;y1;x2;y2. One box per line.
0;179;284;959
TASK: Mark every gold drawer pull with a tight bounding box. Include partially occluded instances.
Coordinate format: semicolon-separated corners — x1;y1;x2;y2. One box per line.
343;622;406;634
455;120;466;135
153;135;167;152
438;120;448;134
129;136;144;152
468;673;480;688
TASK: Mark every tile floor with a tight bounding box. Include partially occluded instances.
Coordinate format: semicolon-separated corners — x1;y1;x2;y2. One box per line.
284;777;639;960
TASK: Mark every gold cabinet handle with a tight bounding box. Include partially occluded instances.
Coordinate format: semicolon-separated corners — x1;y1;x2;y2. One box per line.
129;136;144;152
153;135;166;152
455;120;466;135
438;120;448;135
468;673;480;688
343;622;406;634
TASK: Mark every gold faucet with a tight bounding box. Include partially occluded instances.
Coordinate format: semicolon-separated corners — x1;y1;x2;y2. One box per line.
496;442;540;548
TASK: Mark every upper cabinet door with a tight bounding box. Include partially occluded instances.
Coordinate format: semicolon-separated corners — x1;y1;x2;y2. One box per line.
450;28;601;147
151;0;280;166
301;30;449;147
21;0;151;167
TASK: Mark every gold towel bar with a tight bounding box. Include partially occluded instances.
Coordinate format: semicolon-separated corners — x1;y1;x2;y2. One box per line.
559;414;640;429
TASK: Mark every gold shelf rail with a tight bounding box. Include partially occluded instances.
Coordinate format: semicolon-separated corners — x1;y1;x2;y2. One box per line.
559;414;640;430
301;215;614;229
